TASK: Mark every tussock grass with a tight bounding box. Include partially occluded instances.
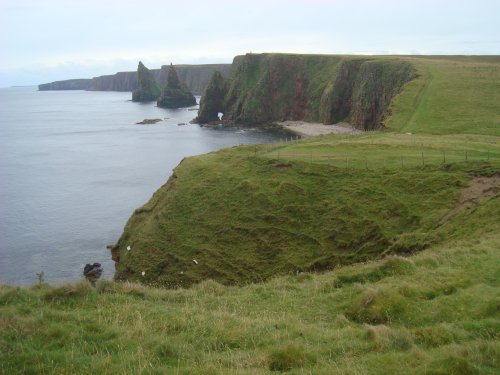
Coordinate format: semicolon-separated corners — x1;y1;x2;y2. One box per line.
1;216;498;373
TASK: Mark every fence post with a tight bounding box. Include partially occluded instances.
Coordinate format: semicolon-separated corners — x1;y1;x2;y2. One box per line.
465;151;468;162
421;151;425;166
443;151;446;164
346;157;348;173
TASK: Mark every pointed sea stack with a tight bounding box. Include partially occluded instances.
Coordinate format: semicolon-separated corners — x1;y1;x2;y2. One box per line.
132;62;161;102
157;64;197;108
195;71;229;123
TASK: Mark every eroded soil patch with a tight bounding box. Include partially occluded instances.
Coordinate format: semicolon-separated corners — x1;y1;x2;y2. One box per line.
438;175;500;226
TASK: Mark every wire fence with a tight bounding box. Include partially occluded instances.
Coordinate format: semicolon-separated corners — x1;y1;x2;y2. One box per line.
246;135;500;170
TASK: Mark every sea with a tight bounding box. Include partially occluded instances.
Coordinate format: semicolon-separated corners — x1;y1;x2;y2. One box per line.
0;86;284;285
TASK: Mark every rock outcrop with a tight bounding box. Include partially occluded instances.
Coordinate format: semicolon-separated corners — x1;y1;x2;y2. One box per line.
157;64;197;108
83;263;102;285
195;71;229;123
196;53;416;130
40;64;232;94
161;64;232;96
132;62;161;102
38;79;91;90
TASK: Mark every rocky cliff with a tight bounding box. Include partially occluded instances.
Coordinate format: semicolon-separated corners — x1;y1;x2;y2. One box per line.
196;54;416;130
88;71;144;92
38;79;91;90
132;62;161;102
40;64;231;94
163;64;232;95
195;71;229;123
157;64;197;108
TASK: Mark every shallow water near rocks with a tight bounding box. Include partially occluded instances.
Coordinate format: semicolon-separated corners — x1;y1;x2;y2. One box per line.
0;87;284;285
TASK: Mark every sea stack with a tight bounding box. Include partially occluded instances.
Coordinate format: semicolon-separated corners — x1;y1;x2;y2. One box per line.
195;71;229;123
132;61;161;102
157;64;197;108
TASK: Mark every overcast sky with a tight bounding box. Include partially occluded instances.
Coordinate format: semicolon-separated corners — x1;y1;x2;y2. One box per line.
1;0;499;87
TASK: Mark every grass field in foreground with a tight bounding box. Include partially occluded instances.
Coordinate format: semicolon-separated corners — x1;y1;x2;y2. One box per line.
1;204;498;374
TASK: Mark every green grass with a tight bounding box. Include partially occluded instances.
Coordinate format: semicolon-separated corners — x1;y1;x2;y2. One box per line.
2;54;499;373
113;131;499;287
1;205;498;373
386;56;500;136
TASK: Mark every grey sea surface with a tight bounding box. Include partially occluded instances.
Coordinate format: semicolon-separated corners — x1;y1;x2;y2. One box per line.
0;87;283;285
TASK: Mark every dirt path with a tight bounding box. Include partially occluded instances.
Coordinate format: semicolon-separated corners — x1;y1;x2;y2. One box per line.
438;175;500;226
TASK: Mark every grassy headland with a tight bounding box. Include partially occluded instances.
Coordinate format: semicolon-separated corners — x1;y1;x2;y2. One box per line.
1;54;499;373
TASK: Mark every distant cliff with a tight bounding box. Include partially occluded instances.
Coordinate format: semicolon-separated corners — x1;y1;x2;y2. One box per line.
166;64;232;95
39;64;232;95
88;71;141;92
38;79;91;91
196;54;416;130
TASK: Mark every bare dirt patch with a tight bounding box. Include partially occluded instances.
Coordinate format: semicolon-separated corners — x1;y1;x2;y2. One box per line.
275;121;362;137
438;175;500;226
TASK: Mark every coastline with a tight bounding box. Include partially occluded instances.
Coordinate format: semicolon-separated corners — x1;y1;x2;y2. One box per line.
275;121;362;137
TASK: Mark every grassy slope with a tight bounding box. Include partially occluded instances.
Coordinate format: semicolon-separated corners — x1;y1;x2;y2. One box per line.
385;56;500;136
1;199;498;374
114;132;499;287
1;55;499;373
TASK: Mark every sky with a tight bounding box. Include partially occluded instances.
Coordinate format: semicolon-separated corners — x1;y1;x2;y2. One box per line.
1;0;499;87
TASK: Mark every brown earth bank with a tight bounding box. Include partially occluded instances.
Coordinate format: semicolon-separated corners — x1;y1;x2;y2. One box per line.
438;174;500;225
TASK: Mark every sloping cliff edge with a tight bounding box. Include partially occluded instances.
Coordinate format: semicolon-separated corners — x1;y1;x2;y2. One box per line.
38;64;232;95
197;54;416;130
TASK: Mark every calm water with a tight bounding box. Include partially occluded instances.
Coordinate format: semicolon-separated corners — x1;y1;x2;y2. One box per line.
0;87;283;285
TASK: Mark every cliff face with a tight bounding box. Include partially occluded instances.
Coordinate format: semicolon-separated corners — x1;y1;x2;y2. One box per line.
197;54;416;130
88;71;143;91
132;62;161;102
221;54;312;124
157;64;197;108
54;64;232;94
38;79;91;90
320;59;416;130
